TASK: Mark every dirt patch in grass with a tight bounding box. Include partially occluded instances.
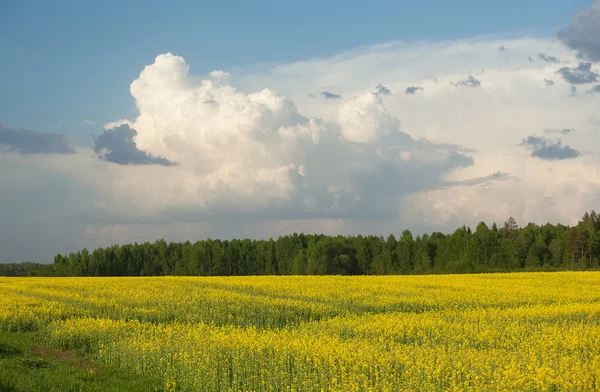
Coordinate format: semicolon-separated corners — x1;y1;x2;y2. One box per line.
33;345;98;371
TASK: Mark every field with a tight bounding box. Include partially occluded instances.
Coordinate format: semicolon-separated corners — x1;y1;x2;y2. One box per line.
1;273;600;391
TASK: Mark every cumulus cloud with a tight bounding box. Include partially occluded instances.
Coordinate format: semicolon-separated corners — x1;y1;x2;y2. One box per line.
405;86;424;95
0;123;76;155
519;135;580;161
336;92;405;143
537;53;560;63
6;36;600;262
83;53;482;222
451;75;481;88
86;39;600;244
557;0;600;62
82;43;600;228
94;124;176;166
374;84;391;95
321;91;342;99
557;62;598;84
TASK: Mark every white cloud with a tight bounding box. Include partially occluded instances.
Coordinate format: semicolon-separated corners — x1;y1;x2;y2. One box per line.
403;152;600;228
94;52;473;223
4;31;600;261
104;119;134;130
229;36;600;229
337;92;401;143
106;40;598;229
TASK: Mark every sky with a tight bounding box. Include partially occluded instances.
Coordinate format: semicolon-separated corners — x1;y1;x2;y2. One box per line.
1;1;600;263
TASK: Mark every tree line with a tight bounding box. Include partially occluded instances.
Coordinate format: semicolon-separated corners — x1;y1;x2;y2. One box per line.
2;211;600;277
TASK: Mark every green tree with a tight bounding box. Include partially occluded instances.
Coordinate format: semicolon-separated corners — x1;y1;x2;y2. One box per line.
396;230;414;274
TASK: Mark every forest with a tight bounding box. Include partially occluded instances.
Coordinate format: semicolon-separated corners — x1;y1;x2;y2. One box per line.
2;211;600;277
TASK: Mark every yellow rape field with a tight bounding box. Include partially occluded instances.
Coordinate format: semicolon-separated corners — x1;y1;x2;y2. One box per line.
1;272;600;391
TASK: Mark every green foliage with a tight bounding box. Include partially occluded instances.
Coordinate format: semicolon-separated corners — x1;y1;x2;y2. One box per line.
4;211;600;277
0;332;163;392
0;262;52;277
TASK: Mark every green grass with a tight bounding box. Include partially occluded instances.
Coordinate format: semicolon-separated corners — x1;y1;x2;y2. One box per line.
0;332;164;392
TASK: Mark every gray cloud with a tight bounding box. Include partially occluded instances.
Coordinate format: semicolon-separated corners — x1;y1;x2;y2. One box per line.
528;55;535;62
557;1;600;62
321;91;342;100
451;75;481;88
538;53;560;63
544;79;555;86
557;63;598;84
521;136;547;146
498;45;506;52
569;85;578;96
519;135;580;161
415;140;477;153
587;85;600;94
94;124;176;166
544;128;575;135
532;144;580;161
0;123;76;155
442;171;509;188
405;86;424;95
375;84;392;95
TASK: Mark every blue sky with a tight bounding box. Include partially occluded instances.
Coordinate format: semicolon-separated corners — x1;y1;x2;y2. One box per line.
0;0;592;144
1;0;600;262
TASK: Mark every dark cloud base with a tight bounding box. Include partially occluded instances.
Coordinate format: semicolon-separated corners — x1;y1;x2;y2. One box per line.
94;124;176;166
557;2;600;62
519;135;580;161
451;75;481;88
321;91;342;100
405;86;424;95
0;123;76;155
557;63;598;85
538;53;560;63
375;84;392;95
